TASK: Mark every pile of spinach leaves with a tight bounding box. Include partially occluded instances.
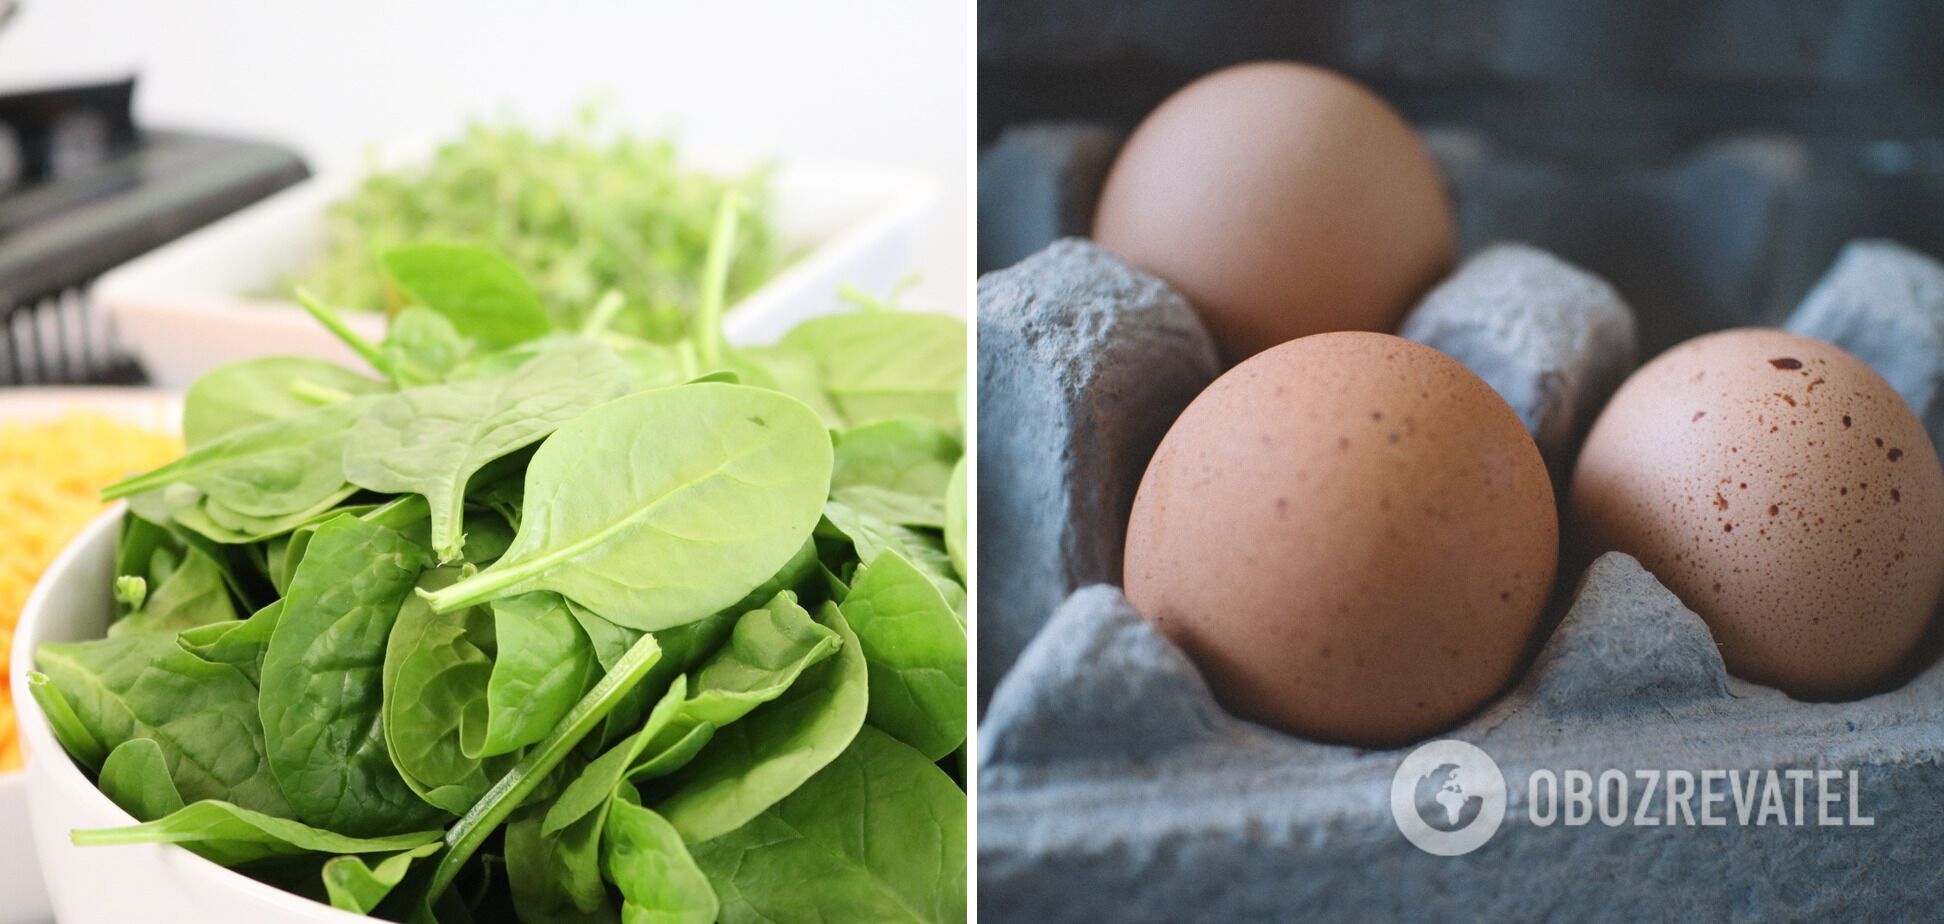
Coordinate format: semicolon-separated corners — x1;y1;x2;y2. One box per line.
30;212;967;923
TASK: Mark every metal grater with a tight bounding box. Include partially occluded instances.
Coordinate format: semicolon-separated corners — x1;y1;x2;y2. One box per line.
0;282;140;384
0;76;307;386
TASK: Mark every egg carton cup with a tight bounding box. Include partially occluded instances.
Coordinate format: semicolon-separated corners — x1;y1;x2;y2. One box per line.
976;237;1944;921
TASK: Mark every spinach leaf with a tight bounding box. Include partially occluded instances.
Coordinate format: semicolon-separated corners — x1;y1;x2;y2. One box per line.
179;599;281;686
776;312;966;432
729;344;845;428
361;492;435;542
162;485;366;546
24;672;108;770
471;473;525;533
690;727;965;924
815;562;850;605
35;634;290;814
829;484;947;530
624;724;712;783
831;417;961;499
467;331;689;395
672;592;838;728
113;512;175;604
839;551;967;760
103;395;381;518
944;458;966;580
109;541;237;638
461;503;518;565
421;632;664;910
383;567;507;815
722;536;822;618
505;801;614;922
543;676;688;838
565;602;660;753
381;307;475;387
558;587;842;838
513;495;815;747
268;503;378;593
423;383;833;630
538;817;611;920
97;737;186;822
624;590;841;790
477;592;601;758
555;521;812;708
571;605;645;674
819;500;965;614
323;842;443;915
189;539;256;595
602;785;717;924
71;800;444;868
258;515;443;836
344;339;630;562
567;577;774;756
654;603;867;843
498;674;700;924
182;355;387;447
614;337;692;392
173;617;241;653
382;243;552;348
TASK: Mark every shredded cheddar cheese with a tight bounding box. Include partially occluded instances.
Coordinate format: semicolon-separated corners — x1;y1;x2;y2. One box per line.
0;413;180;771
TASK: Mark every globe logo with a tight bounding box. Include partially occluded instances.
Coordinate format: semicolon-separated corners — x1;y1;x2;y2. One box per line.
1414;762;1484;831
1390;740;1506;856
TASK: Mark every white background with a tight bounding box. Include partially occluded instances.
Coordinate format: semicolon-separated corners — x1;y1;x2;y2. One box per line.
0;0;970;307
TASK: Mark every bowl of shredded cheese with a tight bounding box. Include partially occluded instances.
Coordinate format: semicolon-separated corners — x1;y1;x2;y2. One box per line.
0;389;180;924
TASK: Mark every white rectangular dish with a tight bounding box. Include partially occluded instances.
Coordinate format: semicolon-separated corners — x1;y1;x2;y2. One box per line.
96;160;936;389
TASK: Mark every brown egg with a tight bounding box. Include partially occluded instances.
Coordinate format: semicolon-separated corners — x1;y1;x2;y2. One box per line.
1093;61;1454;365
1124;332;1557;746
1571;328;1944;698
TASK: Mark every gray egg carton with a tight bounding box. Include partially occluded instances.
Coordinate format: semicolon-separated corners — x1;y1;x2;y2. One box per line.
976;238;1944;921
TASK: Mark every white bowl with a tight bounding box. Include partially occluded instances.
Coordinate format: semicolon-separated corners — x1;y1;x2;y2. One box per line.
0;388;180;924
13;508;368;923
97;158;936;389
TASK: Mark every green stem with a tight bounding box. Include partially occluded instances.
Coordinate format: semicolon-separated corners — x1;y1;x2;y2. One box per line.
27;672;106;770
693;193;743;371
836;283;883;313
113;575;148;609
72;827;199;847
580;289;626;338
287;379;354;405
418;559;526;613
673;340;700;382
836;273;919;314
295;288;392;378
418;632;664;909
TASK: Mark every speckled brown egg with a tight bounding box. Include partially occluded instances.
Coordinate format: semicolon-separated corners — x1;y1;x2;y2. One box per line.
1092;61;1454;365
1123;332;1557;747
1571;328;1944;698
